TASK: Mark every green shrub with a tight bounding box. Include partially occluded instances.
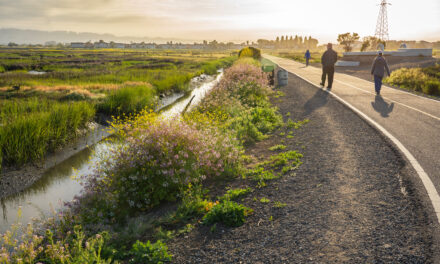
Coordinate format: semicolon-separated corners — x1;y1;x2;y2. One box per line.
202;200;252;227
422;80;440;95
238;47;261;59
175;184;212;221
385;66;440;96
98;85;156;116
128;240;172;264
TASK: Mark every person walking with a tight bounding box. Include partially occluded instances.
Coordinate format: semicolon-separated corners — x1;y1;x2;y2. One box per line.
304;50;311;66
371;50;390;95
320;43;338;89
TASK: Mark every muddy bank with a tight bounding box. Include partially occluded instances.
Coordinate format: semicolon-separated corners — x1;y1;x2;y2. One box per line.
0;123;109;199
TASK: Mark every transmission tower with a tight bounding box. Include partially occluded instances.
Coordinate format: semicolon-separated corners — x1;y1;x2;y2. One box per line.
375;0;391;41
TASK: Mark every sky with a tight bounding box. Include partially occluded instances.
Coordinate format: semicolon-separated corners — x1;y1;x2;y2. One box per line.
0;0;439;43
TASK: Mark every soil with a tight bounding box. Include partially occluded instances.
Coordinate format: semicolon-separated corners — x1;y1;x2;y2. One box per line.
167;73;434;263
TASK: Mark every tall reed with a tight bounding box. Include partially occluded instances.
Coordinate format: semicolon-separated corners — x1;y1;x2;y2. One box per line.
0;99;95;168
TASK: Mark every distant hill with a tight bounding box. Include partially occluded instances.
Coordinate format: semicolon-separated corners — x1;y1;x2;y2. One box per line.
0;28;188;45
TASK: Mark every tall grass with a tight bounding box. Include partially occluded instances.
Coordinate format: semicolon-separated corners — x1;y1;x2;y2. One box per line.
97;85;156;116
0;99;95;168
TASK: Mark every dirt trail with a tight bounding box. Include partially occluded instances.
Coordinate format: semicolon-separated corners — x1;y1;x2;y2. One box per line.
168;73;433;263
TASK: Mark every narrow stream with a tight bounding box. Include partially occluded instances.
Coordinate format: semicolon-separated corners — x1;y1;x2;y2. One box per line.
0;71;223;233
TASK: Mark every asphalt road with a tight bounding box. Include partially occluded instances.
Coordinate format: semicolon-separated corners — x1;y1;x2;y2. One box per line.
265;54;440;222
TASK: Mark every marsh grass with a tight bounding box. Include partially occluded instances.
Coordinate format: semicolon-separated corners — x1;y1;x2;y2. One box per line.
0;98;95;168
97;84;156;116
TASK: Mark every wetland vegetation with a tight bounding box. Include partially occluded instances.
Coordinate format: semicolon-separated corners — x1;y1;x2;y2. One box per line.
0;50;304;263
0;48;234;170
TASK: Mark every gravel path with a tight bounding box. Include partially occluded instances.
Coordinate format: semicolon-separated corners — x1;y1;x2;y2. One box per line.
167;73;433;263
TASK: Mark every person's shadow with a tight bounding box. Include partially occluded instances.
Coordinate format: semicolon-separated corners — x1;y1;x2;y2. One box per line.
303;89;329;116
371;95;394;117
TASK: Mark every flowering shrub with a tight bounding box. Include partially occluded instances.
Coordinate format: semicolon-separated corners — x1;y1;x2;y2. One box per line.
75;112;242;223
198;62;282;144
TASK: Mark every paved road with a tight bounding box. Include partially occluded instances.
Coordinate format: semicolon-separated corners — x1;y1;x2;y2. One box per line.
264;54;440;223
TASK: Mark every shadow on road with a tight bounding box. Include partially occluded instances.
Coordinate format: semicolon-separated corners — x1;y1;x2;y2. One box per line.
303;88;329;116
371;95;394;117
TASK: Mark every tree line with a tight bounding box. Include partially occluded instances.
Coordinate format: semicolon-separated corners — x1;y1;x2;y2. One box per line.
257;35;319;49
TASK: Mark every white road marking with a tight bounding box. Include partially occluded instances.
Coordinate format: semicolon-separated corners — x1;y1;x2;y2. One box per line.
277;64;440;224
334;79;440;122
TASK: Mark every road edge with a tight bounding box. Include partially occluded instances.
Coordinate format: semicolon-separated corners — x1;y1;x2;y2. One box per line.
280;66;440;223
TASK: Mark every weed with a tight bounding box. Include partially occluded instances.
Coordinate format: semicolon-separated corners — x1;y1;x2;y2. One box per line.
286;118;309;129
202;200;253;227
219;188;253;201
269;144;287;151
274;201;287;208
128;240;172;264
274;91;286;98
260;197;270;203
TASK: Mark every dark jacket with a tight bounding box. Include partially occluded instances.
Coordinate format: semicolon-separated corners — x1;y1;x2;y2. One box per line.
371;56;390;77
321;49;338;67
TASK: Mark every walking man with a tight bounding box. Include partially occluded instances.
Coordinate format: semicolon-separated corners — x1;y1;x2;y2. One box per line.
320;43;338;89
371;50;390;95
304;49;311;66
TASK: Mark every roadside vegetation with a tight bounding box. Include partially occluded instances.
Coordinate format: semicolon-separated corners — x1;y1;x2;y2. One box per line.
384;64;440;96
0;49;234;170
0;51;302;263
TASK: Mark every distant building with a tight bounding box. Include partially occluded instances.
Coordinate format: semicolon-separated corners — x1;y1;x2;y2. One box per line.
94;41;109;48
115;43;125;49
71;42;86;48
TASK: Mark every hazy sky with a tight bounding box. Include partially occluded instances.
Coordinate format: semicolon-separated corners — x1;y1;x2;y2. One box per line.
0;0;439;43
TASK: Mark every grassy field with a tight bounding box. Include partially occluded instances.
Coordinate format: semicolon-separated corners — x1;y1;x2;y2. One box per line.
0;48;235;169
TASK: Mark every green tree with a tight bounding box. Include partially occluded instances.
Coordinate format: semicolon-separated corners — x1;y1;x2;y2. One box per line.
337;32;360;52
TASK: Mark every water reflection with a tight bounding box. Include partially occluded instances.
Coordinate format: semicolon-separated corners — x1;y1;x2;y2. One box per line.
0;141;112;234
160;71;222;118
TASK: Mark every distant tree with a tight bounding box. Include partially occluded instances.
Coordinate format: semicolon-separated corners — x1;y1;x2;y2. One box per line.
337;32;360;52
361;36;384;51
360;38;370;52
7;42;18;47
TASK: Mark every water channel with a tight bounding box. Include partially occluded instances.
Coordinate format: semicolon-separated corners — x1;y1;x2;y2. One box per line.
0;71;223;233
